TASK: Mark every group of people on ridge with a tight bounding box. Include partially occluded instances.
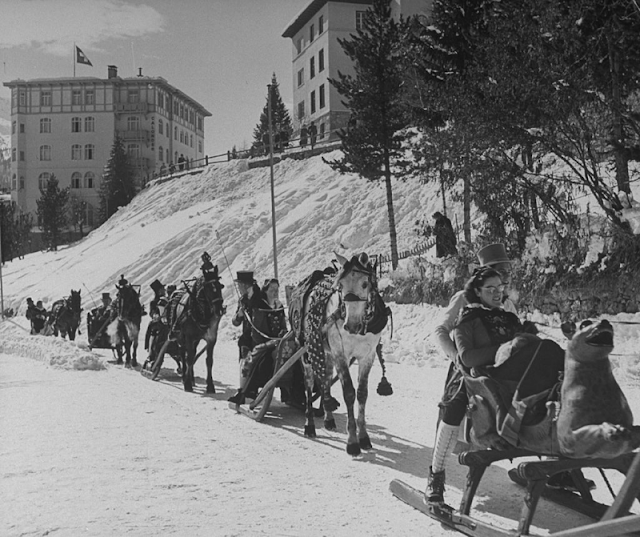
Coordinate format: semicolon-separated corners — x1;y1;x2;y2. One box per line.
426;242;595;505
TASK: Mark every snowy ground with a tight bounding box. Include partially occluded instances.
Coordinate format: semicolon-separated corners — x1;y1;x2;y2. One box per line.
2;154;640;536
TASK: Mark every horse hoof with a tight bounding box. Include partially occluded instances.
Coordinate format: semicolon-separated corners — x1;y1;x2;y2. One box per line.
206;385;216;394
359;435;373;450
116;359;123;365
183;385;193;393
324;397;340;412
304;425;317;438
131;360;138;368
324;418;337;431
347;443;362;456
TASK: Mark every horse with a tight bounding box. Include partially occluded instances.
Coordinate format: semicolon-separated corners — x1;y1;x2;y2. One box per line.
107;283;143;368
163;269;225;392
47;290;82;340
299;252;389;456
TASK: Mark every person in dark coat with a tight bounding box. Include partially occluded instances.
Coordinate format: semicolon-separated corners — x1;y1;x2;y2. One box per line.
433;211;457;258
228;271;260;401
30;300;48;334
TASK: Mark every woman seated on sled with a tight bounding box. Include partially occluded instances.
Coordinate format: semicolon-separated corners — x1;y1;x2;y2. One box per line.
453;266;564;403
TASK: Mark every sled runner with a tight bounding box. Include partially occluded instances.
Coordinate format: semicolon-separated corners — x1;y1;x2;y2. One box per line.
391;448;640;536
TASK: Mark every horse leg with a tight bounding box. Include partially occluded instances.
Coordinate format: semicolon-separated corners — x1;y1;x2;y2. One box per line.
131;339;138;368
356;355;375;451
205;341;217;394
124;340;133;368
334;357;359;456
182;340;194;392
301;359;317;438
322;359;338;431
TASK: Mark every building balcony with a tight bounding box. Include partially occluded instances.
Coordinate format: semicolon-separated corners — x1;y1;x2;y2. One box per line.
114;102;148;114
129;157;149;169
118;129;150;142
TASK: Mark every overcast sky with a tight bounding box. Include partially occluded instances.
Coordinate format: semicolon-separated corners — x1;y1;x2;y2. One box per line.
0;0;303;156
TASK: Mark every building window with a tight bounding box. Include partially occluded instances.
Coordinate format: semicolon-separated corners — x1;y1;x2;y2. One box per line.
72;117;82;132
39;172;50;189
11;148;16;161
180;130;184;144
72;89;82;105
310;23;315;42
84;117;95;132
40;118;51;133
127;144;140;158
319;15;324;33
320;122;326;139
128;89;139;103
40;145;51;161
20;123;25;133
311;91;316;114
158;146;163;161
297;101;305;120
84;172;94;189
12;174;16;191
158;119;163;135
319;49;325;72
40;90;52;106
19;151;25;161
19;92;26;106
319;84;326;109
71;172;82;189
310;57;315;79
174;151;178;163
158;92;164;109
11;121;15;134
84;144;94;160
198;140;203;153
19;176;25;190
296;37;303;54
127;116;140;131
174;126;178;140
174;102;179;115
190;134;193;147
71;144;82;160
166;148;170;163
85;89;94;104
297;68;304;87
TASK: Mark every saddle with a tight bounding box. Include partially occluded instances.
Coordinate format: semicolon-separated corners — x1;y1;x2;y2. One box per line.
164;289;189;335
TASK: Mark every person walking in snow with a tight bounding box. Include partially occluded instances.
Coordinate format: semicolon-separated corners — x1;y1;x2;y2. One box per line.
433;211;457;258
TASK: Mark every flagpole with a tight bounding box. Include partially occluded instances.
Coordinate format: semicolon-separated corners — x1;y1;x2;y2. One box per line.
73;43;76;77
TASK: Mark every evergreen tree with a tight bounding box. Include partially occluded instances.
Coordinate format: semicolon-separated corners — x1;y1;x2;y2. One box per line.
36;174;69;251
13;210;32;259
0;201;15;262
69;195;87;236
99;137;136;221
326;0;413;269
253;74;292;153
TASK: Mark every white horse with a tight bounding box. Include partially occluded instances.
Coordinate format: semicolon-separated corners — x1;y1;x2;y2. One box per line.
300;252;389;456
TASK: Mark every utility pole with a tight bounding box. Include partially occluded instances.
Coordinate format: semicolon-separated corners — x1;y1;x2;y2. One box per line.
267;81;278;280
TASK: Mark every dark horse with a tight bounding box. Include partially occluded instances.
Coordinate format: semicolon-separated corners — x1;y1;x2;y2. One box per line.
298;252;389;455
160;268;225;392
47;289;82;340
108;282;144;368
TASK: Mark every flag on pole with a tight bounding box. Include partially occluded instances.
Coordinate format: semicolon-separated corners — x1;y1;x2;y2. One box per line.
76;46;92;66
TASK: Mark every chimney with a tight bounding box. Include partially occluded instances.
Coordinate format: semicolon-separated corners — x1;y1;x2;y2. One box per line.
107;65;118;79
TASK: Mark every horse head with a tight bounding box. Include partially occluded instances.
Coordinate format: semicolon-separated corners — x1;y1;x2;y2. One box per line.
68;289;82;314
199;269;225;318
116;284;142;321
333;252;376;335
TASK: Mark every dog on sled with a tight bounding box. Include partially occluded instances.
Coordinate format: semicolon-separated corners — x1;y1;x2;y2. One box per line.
391;319;640;536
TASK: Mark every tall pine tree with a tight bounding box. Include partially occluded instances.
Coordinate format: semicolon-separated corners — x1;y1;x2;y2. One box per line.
253;74;292;153
36;174;69;251
326;0;413;269
99;136;136;222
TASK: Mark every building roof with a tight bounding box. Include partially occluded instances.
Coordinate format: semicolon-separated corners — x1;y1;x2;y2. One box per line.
282;0;373;38
4;74;212;117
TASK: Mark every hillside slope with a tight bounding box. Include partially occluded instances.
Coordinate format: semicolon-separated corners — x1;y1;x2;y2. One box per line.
4;150;450;312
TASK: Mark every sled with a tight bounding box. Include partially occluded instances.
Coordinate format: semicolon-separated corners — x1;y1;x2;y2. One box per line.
229;341;307;422
390;448;640;536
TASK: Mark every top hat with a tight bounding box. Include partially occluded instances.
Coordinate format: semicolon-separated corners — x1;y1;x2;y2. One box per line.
150;279;164;293
476;243;511;267
234;271;255;284
101;292;111;301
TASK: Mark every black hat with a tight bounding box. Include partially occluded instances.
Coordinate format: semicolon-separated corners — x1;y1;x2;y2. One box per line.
201;252;215;273
117;275;128;288
234;271;255;284
150;279;164;293
101;292;111;301
27;297;33;303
